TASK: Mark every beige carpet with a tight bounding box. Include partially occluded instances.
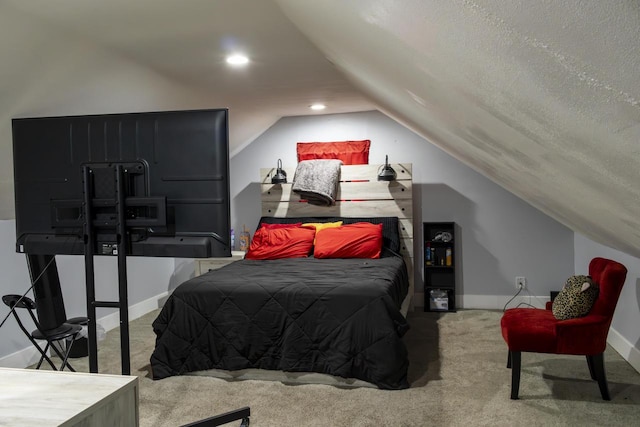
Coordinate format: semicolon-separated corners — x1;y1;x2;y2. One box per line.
55;309;640;426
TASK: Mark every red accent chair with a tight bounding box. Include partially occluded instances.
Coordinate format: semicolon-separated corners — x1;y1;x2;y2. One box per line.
500;257;627;400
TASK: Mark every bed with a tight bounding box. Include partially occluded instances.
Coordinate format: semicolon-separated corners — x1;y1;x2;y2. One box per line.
150;163;414;390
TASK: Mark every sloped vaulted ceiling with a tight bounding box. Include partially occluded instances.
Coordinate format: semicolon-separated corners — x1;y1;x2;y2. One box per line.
1;0;638;258
277;0;640;258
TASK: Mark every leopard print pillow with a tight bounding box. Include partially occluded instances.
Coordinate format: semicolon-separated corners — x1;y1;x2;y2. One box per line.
552;275;599;320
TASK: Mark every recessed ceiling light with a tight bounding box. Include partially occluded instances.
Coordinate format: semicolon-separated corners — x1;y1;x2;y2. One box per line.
310;104;326;111
226;54;249;66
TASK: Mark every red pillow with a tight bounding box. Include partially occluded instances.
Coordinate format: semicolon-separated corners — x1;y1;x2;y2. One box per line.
314;222;383;259
245;226;315;260
296;140;370;165
259;222;302;230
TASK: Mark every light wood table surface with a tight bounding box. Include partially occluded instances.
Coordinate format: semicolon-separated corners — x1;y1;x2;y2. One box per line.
0;367;138;427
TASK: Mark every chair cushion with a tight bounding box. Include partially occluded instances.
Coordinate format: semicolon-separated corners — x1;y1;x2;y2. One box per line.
552;275;599;320
501;308;558;353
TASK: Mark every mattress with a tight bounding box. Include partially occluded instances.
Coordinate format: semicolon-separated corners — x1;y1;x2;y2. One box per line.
150;254;410;389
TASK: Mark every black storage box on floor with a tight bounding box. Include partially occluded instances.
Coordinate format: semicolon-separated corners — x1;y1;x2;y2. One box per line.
66;317;88;358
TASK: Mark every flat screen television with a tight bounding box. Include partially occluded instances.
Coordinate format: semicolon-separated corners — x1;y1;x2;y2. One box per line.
12;109;231;259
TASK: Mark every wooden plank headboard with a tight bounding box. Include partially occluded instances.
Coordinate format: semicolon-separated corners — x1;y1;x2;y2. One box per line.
259;163;414;314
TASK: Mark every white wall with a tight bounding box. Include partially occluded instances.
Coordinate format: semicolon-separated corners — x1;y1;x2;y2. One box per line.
574;233;640;372
0;221;33;363
230;111;575;308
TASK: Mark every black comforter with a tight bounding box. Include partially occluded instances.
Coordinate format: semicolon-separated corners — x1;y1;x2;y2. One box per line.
150;255;410;389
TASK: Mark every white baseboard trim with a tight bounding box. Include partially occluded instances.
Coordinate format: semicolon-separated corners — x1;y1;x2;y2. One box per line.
459;294;550;310
414;293;550;310
98;290;169;332
412;292;549;310
607;327;640;374
0;291;169;369
0;345;42;369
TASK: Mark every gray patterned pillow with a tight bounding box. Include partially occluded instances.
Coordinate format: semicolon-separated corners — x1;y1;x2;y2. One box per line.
552;275;599;320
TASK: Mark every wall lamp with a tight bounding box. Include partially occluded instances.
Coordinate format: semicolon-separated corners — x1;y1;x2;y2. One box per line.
377;155;397;181
271;159;287;184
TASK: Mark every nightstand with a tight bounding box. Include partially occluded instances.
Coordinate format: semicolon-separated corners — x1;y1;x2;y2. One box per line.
195;251;245;276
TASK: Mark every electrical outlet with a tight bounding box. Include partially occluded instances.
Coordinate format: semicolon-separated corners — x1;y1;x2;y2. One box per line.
515;276;526;290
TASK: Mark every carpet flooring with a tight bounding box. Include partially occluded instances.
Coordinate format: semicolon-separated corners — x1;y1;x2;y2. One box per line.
54;309;640;426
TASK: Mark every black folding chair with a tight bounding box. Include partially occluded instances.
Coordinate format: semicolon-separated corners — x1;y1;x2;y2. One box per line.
3;294;82;371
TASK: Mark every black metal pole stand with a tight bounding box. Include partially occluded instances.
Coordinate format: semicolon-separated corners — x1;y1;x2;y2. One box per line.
82;164;131;375
115;164;131;375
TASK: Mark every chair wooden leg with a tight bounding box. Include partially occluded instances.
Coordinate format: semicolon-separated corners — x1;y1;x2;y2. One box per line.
586;355;596;380
589;353;611;400
507;351;512;368
510;351;521;399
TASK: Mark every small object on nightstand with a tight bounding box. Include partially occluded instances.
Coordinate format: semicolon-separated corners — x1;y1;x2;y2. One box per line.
239;225;250;252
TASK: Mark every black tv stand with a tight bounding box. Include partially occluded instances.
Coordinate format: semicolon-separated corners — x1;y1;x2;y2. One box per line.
13;109;234;374
83;164;132;375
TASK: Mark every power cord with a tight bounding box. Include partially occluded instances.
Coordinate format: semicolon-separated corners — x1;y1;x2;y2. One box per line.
0;255;56;330
503;281;547;311
502;286;523;312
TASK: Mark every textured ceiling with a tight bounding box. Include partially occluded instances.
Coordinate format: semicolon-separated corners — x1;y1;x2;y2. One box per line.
1;0;638;258
276;0;640;258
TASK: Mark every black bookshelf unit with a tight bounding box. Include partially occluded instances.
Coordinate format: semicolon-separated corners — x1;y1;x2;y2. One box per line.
424;222;456;312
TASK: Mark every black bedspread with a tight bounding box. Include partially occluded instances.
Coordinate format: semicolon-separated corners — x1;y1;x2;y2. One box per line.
150;255;410;389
